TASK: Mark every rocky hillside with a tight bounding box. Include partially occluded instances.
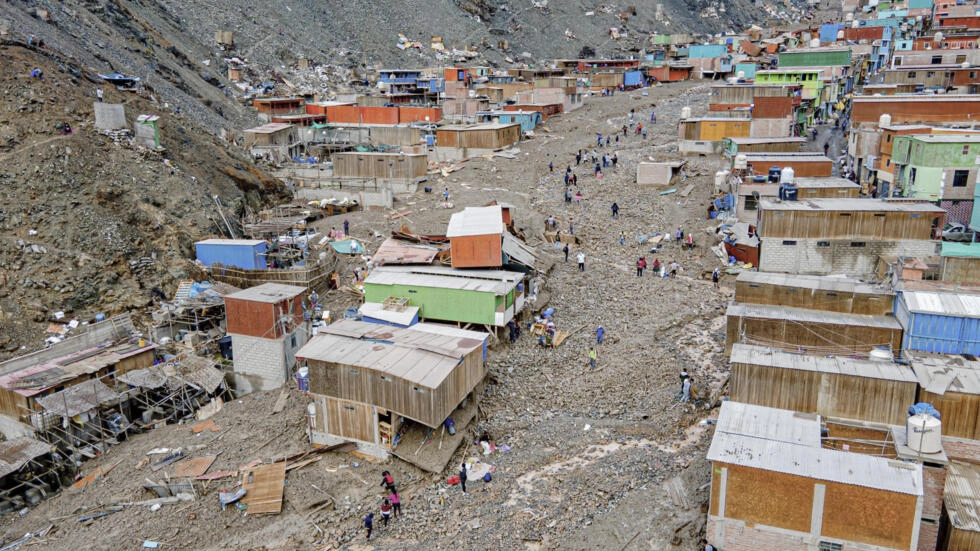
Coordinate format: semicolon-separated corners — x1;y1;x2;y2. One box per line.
0;40;288;359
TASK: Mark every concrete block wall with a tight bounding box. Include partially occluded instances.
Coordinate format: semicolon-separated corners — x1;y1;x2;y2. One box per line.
760;239;939;276
230;333;287;392
707;517;907;551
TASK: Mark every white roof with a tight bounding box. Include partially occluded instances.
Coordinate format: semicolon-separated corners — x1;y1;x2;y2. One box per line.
358;302;420;326
708;432;923;495
902;291;980;319
727;303;903;330
709;402;922;495
736;271;890;296
446;206;504;238
196;238;266;246
910;352;980;395
715;401;822;447
365;265;520;295
730;344;919;383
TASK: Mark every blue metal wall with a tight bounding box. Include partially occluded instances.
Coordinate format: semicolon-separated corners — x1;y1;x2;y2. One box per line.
195;241;267;270
624;70;646;87
896;294;980;355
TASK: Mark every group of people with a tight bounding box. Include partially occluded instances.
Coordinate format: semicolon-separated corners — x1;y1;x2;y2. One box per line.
364;471;403;540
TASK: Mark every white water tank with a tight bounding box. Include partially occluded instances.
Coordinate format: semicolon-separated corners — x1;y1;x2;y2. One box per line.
907;414;942;454
869;347;893;360
737;70;745;78
727;76;739;84
963;61;971;69
879;113;892;127
809;38;819;47
934;32;944;43
681;106;692;119
734;154;748;170
851;19;860;28
780;166;795;184
837;30;845;40
845;12;854;21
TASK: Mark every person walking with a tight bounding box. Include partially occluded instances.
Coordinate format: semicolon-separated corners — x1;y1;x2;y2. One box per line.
619;231;626;246
576;152;582;165
568;218;574;235
650;110;656;123
364;512;375;540
574;191;582;205
381;499;393;526
675;226;684;244
565;188;573;203
652;257;661;274
712;267;721;288
343;218;350;236
682;377;692;402
679;367;690;392
389;491;402;518
588;347;598;369
380;471;396;493
669;260;679;278
637;256;647;277
595;326;605;345
459;463;468;493
699;538;717;551
577;251;585;272
549;161;554;173
96;88;104;102
612;153;618;168
563;243;569;262
611;202;619;219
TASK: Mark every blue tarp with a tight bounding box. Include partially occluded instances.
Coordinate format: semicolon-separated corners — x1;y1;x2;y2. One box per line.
908;403;941;419
713;193;735;211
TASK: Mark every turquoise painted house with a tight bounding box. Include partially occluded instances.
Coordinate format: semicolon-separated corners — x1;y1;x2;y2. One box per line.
478;110;542;134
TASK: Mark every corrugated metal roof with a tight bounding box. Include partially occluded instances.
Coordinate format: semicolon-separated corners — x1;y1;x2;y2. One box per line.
372;238;441;265
737;271;891;296
296;320;486;388
365;266;519;295
742;153;830;162
726;303;903;330
446;206;504;238
902;291;980;319
0;342;157;397
715;401;822;447
910;353;980;395
501;233;540;268
244;122;294;134
731;344;918;382
35;379;120;418
0;437;51;478
708;432;922;495
729;137;808;145
225;283;306;303
759;198;946;212
944;462;980;532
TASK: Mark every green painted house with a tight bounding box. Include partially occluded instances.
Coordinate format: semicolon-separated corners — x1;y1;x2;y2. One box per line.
755;70;823;100
777;48;852;70
892;134;980;203
362;265;525;328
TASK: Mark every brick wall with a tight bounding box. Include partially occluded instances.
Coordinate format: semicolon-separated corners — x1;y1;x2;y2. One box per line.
760;238;939;276
942;436;980;463
918;520;939;551
230;333;288;392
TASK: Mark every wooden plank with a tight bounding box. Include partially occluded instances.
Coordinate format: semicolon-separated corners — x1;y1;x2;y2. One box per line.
272;388;289;414
173;456;217;478
242;462;287;515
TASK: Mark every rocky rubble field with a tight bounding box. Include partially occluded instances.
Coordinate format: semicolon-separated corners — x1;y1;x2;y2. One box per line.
1;80;738;549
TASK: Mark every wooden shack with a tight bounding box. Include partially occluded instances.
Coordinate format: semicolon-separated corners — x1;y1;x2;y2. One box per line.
729;344;918;425
942;462;980;551
724;136;806;157
757;199;945;239
243;123;300;161
734;272;895;315
737;177;861;221
741;153;834;178
298;320;488;466
910;353;980;440
435;123;521;156
940;242;980;285
330;152;428;182
0;342;156;424
446;205;504;268
708;401;923;551
253;97;304;117
725;303;904;357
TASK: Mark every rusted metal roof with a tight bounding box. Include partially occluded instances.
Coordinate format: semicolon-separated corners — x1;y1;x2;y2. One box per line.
372;237;441;265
